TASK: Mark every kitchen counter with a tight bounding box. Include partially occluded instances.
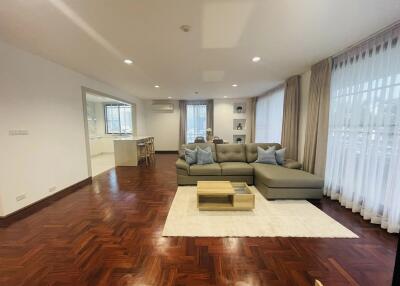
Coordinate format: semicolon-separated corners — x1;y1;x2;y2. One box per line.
113;136;152;166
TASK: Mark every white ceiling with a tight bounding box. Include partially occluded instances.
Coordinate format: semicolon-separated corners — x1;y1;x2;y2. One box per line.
0;0;399;100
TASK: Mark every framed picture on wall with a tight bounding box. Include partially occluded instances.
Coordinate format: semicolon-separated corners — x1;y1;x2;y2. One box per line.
233;103;246;113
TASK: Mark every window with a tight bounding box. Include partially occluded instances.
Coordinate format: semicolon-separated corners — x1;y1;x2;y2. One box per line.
104;104;132;134
324;30;400;233
255;87;284;143
186;104;207;143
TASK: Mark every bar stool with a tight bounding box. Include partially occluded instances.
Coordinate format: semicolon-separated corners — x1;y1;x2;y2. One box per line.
146;137;155;161
137;141;150;166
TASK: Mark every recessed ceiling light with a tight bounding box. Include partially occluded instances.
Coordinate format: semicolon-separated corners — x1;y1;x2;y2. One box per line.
232;84;238;87
168;96;172;99
252;56;261;62
154;85;160;88
223;96;228;98
124;59;133;65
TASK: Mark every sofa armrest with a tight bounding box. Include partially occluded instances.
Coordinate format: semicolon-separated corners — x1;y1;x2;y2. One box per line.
283;159;302;170
176;158;190;174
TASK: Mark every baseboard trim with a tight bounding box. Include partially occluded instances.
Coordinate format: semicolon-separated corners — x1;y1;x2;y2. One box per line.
155;150;179;154
0;177;92;227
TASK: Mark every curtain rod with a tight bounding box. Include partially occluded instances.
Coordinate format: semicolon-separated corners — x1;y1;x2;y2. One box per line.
331;20;400;58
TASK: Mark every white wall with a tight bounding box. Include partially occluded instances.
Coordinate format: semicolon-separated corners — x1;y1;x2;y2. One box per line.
213;98;252;143
0;39;146;216
88;101;127;156
143;98;253;151
298;70;311;163
144;100;180;151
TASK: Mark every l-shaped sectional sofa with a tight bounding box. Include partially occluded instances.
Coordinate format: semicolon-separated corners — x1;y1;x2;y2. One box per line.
175;143;324;200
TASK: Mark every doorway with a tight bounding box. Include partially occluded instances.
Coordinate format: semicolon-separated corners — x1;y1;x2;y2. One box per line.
82;87;136;177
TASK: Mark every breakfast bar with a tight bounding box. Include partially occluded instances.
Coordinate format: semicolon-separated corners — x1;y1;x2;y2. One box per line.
113;136;152;166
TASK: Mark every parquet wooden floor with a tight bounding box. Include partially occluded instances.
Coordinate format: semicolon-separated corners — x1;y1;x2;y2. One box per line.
0;154;397;286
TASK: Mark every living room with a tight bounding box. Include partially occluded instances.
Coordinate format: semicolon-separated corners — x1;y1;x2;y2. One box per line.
0;1;399;285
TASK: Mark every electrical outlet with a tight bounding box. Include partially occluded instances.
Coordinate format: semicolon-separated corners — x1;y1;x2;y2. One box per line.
16;194;26;201
49;186;57;193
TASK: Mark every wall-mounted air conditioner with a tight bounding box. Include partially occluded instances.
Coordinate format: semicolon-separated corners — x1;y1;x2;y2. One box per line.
151;102;174;112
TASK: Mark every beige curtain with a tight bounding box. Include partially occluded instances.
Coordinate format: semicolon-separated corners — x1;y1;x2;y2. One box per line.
179;100;187;146
250;97;257;143
281;75;300;160
303;58;332;176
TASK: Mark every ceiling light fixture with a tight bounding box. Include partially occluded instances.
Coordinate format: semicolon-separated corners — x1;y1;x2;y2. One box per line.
154;85;160;88
232;84;238;87
223;96;228;98
168;96;172;99
252;56;261;62
124;59;133;65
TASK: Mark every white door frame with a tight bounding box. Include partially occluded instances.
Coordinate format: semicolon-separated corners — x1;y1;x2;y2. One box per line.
80;86;137;177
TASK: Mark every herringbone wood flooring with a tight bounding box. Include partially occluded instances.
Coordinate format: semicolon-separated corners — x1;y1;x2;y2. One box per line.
0;154;397;286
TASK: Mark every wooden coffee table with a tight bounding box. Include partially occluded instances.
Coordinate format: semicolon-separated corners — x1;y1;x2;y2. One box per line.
197;181;255;211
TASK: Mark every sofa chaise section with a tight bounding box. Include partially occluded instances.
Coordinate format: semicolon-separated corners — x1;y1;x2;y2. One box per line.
251;163;324;199
245;143;323;199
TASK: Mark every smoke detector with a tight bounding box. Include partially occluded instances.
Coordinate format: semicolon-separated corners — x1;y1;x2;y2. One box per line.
180;25;191;32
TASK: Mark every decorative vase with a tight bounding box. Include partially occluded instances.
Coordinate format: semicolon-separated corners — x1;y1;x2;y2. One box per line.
206;129;213;142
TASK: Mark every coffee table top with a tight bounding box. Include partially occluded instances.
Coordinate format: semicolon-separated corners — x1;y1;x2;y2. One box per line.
197;181;235;195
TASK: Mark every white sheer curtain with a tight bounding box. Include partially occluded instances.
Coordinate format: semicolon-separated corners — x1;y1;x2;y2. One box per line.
324;25;400;233
186;104;207;143
255;87;284;143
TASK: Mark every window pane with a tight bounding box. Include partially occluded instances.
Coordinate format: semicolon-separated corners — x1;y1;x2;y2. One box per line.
255;88;284;143
105;104;132;134
186;104;207;143
119;106;132;134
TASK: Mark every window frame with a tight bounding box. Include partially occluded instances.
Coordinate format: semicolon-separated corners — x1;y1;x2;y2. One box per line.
104;103;133;135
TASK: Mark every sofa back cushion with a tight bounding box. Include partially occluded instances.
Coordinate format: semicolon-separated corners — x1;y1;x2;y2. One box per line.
179;143;217;162
245;143;281;163
216;144;246;162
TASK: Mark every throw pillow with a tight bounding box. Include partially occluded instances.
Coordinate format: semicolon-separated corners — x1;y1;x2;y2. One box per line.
275;148;286;165
255;146;277;165
197;146;214;165
184;148;197;165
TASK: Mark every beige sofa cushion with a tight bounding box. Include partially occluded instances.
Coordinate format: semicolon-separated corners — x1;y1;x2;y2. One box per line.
220;162;253;176
179;143;217;161
216;144;246;162
245;143;282;163
251;163;324;188
190;163;221;176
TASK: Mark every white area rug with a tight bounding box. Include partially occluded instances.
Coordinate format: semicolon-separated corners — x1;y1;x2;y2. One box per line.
162;186;358;238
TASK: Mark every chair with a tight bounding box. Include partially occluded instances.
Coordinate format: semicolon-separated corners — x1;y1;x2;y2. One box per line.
194;136;205;143
137;140;150;166
213;137;224;144
145;137;155;162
